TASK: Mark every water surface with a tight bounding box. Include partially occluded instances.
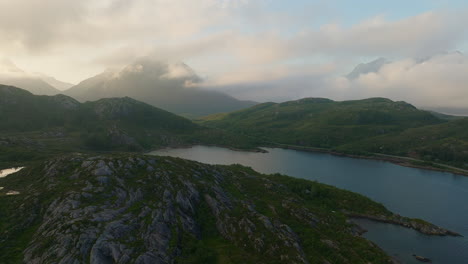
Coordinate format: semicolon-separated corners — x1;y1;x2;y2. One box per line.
150;146;468;264
0;167;24;178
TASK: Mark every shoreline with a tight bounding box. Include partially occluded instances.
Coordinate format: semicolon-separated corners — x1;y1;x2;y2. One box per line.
147;143;267;154
270;144;468;177
347;213;462;237
148;143;468;177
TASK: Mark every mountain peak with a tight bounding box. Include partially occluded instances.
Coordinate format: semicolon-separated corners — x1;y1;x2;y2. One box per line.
34;73;74;91
65;59;255;117
115;58;200;82
347;57;389;79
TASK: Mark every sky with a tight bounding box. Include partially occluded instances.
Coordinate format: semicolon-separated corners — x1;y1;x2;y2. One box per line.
0;0;467;109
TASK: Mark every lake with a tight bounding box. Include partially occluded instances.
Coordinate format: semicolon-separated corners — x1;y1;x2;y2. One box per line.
150;146;468;264
0;167;24;178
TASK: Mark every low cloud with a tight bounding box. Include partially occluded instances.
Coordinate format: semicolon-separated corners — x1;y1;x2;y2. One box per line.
207;52;468;111
0;0;467;110
338;52;468;109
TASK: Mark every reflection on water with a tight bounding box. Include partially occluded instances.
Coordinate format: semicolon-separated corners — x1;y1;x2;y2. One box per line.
150;145;468;264
0;167;24;196
0;167;24;178
353;219;467;264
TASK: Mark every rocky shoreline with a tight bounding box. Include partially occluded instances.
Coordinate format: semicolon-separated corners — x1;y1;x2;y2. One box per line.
347;213;462;237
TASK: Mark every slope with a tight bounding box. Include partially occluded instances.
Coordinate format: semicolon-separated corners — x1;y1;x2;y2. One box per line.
201;97;442;148
0;85;257;167
64;59;256;117
0;154;454;263
338;118;468;169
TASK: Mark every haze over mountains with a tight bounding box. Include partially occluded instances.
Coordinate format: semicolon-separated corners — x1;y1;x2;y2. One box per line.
2;53;468;116
342;52;468;115
0;58;255;117
0;59;63;95
64;58;256;117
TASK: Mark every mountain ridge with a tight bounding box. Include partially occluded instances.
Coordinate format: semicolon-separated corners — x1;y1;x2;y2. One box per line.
0;85;258;167
64;59;256;117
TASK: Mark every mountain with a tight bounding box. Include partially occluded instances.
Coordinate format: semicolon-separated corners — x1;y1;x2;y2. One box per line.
0;85;257;166
346;58;389;79
0;59;61;95
64;58;256;117
201;97;442;148
0;84;195;136
0;153;453;263
35;73;74;91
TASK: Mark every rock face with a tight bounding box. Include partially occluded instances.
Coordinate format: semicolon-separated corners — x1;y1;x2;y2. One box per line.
0;155;396;263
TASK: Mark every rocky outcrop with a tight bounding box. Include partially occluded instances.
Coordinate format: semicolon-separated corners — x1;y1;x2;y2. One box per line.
347;213;462;237
0;155;395;263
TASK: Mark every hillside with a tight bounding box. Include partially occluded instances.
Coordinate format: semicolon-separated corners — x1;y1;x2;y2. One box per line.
0;154;453;263
338;118;468;169
64;59;256;117
201;97;442;148
201;97;468;171
0;85;257;167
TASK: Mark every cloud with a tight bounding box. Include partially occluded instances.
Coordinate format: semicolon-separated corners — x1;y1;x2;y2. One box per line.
339;52;468;109
224;11;468;64
0;0;249;53
0;0;467;111
297;11;467;58
210;52;468;111
0;0;88;51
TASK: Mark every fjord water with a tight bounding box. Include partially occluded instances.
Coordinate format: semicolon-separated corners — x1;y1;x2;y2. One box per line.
151;146;468;264
0;167;24;178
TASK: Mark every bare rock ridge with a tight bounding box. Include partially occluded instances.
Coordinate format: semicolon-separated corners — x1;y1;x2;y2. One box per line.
0;154;460;263
0;155;389;263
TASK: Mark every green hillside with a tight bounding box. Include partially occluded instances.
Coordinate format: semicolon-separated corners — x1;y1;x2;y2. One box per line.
201;97;468;170
0;85;257;167
338;118;468;169
201;97;442;148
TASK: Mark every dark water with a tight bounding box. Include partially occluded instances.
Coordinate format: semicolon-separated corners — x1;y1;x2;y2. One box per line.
150;146;468;264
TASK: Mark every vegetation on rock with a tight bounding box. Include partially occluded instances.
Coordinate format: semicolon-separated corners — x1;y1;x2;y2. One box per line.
0;154;399;263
